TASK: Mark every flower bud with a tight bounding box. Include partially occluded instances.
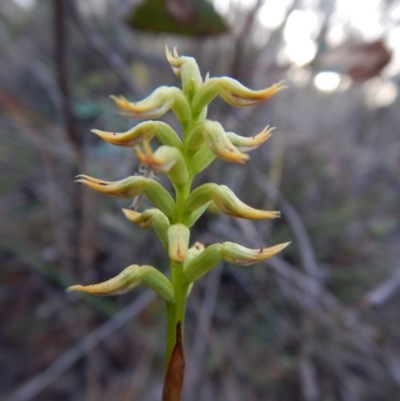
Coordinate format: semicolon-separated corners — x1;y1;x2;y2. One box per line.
110;86;191;125
221;241;291;266
142;266;176;302
91;121;182;149
183;242;205;266
183;243;223;284
135;142;188;185
76;174;175;218
67;264;175;301
122;208;170;249
183;242;205;295
192;77;286;113
168;224;190;262
166;46;202;99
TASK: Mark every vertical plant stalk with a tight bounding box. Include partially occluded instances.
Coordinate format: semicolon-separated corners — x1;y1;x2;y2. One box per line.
68;47;290;400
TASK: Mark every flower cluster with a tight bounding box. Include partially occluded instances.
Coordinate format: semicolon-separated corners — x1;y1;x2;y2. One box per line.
67;47;289;397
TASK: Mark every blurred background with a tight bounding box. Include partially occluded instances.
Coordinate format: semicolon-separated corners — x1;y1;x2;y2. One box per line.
1;0;400;400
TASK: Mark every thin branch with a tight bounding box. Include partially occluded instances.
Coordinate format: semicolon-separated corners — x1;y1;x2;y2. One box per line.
68;0;142;97
54;0;81;154
251;166;320;278
361;270;400;307
229;0;263;79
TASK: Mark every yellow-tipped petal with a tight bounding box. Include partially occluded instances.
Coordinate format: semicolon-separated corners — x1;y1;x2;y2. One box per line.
110;93;172;119
75;174;175;217
166;45;184;77
192;78;286;113
122;209;152;228
185;183;279;220
221;241;291;266
168;224;190;262
135;143;188;185
165;46;203;98
67;265;144;296
226;126;274;152
219;79;286;107
91;121;182;149
135;142;173;173
67;264;175;301
75;175;146;198
110;86;191;123
212;185;281;220
123;208;170;249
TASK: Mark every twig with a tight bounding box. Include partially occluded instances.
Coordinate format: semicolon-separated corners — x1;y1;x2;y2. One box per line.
68;0;142;97
361;270;400;307
229;0;264;79
212;220;379;356
251;166;320;278
54;0;81;155
8;291;156;401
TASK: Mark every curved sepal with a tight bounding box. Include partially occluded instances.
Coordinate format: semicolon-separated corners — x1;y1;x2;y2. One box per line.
122;208;170;249
185;183;280;220
226;126;274;152
135;142;188;185
110;86;191;124
190;143;217;173
91;121;182;149
75;174;175;218
67;264;175;302
168;224;190;262
192;77;286;113
75;174;146;198
221;241;291;266
186;202;210;227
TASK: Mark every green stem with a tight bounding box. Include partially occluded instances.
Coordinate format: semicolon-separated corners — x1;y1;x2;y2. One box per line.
166;259;188;364
165;116;198;365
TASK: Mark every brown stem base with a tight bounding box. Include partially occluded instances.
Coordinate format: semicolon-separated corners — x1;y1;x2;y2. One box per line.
162;321;185;401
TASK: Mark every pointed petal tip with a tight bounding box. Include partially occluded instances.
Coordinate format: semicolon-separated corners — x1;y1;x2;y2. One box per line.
122;208;140;220
278;241;291;250
66;285;82;293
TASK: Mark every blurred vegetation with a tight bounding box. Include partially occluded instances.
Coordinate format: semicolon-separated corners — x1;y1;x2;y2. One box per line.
1;0;400;401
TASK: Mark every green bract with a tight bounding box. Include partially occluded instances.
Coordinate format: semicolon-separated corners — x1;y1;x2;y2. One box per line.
68;46;290;401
